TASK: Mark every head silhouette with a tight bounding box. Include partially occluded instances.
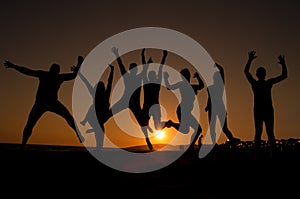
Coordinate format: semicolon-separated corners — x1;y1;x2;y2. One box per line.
256;67;266;80
49;64;60;75
148;71;156;82
180;68;191;82
129;63;138;74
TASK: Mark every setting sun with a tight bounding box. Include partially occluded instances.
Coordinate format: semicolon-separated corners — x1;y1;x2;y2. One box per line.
155;130;165;140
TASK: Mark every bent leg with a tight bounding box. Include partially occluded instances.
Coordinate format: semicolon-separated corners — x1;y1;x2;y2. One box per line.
94;123;105;151
191;114;202;143
209;112;217;145
50;101;84;143
132;108;153;151
22;103;45;149
222;116;240;143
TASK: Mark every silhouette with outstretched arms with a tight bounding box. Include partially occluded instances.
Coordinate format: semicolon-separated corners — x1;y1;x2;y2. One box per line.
141;49;168;131
4;56;85;150
163;68;204;154
110;47;154;150
244;50;288;158
205;63;240;145
78;64;114;150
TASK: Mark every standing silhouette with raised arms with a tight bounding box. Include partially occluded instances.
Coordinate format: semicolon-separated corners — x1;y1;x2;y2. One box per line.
4;56;85;150
164;68;204;154
141;48;168;131
244;50;288;158
205;63;240;145
111;47;154;150
78;64;114;150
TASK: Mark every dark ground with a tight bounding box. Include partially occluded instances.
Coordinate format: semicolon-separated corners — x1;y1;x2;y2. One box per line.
0;140;299;199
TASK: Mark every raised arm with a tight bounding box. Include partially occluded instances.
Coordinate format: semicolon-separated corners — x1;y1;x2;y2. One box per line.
63;56;84;81
157;50;168;83
141;48;147;65
141;48;152;83
78;71;94;96
269;55;288;84
112;47;126;76
244;50;257;84
4;60;40;77
164;71;179;90
192;72;204;94
215;63;225;82
105;64;115;97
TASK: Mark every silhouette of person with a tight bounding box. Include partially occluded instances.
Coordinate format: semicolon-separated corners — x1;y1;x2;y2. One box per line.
163;68;204;153
111;47;154;150
205;63;240;145
78;64;114;150
4;56;85;150
244;50;288;158
141;49;168;131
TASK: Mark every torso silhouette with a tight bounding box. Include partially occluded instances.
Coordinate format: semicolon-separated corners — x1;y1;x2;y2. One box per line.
251;79;274;110
35;71;65;103
143;83;160;109
125;72;143;111
176;80;196;112
95;90;110;115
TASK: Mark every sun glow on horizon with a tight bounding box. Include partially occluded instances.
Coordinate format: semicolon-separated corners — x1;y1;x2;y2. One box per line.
155;130;165;140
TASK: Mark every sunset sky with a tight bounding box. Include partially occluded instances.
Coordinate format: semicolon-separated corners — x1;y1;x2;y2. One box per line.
0;0;299;148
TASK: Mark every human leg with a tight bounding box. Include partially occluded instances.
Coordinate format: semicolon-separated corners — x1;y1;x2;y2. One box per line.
265;109;275;157
254;109;264;159
51;101;85;143
21;103;45;149
222;116;240;144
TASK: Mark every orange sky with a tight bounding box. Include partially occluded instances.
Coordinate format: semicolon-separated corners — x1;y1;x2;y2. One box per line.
0;0;299;148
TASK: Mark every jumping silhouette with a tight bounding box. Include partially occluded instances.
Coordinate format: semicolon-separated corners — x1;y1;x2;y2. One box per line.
78;64;114;150
141;49;168;131
4;56;85;150
205;63;240;145
244;50;288;158
163;68;204;154
111;47;154;150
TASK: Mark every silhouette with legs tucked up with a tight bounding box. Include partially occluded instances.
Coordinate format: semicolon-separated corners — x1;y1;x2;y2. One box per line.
205;63;240;145
79;64;114;150
163;68;204;154
111;47;154;150
4;56;85;150
244;50;288;158
141;49;168;131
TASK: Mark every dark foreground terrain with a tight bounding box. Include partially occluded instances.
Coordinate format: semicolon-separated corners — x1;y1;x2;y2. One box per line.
0;140;299;199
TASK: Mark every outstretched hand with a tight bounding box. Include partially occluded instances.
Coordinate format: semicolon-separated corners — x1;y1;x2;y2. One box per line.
163;50;168;57
248;50;258;61
112;47;119;57
3;60;15;68
215;63;223;71
71;64;81;74
71;56;84;73
147;57;153;64
193;72;200;78
77;56;84;66
278;55;285;65
109;64;114;71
